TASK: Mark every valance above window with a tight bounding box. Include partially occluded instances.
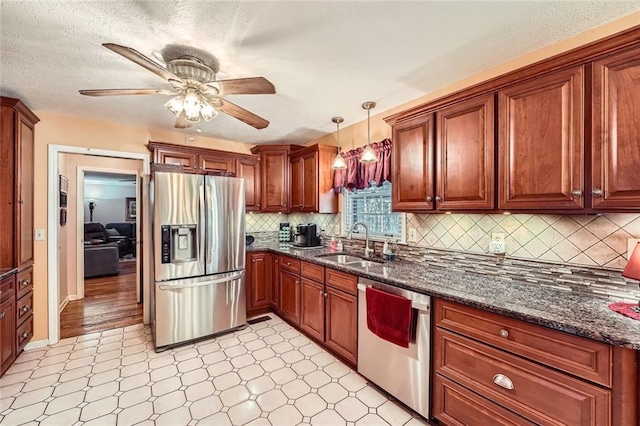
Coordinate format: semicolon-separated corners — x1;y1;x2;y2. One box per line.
333;138;392;192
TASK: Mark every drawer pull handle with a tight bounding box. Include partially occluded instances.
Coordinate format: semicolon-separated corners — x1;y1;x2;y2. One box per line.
493;374;514;390
499;329;509;338
22;306;30;313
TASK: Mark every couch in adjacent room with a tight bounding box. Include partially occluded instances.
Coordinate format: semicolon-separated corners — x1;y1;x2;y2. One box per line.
84;243;119;278
105;222;136;257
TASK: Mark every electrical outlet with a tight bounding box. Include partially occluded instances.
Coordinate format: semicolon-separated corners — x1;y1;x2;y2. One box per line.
628;238;640;260
35;229;45;241
490;233;506;254
408;228;418;243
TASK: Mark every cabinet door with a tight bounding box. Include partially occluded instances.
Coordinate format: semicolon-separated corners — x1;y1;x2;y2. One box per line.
279;270;300;325
248;253;271;310
592;47;640;209
0;297;16;376
300;278;325;342
302;152;318;212
156;148;198;171
16;113;34;266
290;156;304;211
199;153;235;174
498;66;584;209
392;114;435;211
436;94;495;210
325;287;357;366
262;151;289;212
270;256;280;311
236;156;262;211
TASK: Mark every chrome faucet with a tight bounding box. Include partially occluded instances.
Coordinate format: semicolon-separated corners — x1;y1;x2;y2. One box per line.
347;222;374;258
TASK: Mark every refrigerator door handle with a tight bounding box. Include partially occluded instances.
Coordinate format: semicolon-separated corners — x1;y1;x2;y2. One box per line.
159;271;245;290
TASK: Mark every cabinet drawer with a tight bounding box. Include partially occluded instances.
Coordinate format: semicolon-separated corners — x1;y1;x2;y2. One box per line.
16;267;33;300
435;299;611;386
16;314;33;353
325;268;357;295
0;275;15;302
435;329;610;426
301;261;324;283
279;255;300;273
433;374;534;426
16;291;32;326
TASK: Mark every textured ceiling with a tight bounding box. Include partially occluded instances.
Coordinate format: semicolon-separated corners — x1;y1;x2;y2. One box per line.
1;1;638;145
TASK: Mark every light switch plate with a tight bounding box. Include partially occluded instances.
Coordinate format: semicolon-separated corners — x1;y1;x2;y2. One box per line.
628;238;639;260
35;229;45;241
408;228;418;243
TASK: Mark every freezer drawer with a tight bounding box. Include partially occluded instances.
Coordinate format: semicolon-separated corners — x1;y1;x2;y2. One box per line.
154;271;246;349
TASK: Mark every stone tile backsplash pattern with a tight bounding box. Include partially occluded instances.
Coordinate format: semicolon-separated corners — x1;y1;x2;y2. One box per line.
246;212;640;270
407;213;640;270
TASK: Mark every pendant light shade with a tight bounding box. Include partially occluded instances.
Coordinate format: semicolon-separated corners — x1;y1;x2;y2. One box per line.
331;116;347;169
360;101;378;163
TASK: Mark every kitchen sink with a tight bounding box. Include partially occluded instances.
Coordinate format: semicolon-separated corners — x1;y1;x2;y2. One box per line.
344;260;379;268
318;254;364;263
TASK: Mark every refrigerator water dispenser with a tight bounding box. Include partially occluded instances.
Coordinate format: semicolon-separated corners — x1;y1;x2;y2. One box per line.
161;224;198;263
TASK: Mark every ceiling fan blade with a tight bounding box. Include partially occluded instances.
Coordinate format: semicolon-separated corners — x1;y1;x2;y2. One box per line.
214;77;276;95
216;99;269;129
175;110;193;129
79;89;176;97
103;43;181;82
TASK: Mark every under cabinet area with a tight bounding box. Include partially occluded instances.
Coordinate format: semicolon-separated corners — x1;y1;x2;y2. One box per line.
432;299;638;425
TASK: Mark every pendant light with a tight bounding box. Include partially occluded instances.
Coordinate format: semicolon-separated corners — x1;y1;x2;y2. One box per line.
360;101;378;163
331;117;347;169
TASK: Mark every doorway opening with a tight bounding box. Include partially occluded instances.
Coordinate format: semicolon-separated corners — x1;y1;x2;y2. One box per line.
59;171;142;339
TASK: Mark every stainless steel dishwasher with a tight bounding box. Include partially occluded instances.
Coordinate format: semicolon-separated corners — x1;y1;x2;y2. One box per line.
357;277;431;419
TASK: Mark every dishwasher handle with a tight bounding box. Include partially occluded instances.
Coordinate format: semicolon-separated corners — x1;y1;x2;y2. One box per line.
358;283;430;312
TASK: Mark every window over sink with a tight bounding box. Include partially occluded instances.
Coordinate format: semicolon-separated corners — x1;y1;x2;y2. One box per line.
341;181;405;242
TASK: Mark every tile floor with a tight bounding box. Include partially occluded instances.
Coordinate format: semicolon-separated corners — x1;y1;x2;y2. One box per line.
0;315;428;425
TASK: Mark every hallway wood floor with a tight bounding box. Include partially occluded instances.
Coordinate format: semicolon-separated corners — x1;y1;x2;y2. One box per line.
60;261;142;339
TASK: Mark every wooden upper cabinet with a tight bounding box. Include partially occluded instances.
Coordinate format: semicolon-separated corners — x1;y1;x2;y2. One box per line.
592;46;640;209
289;144;338;213
236;156;261;212
436;94;495;210
392;114;435;211
155;147;198;171
16;113;35;267
199;153;235;174
254;147;291;212
290;156;304;210
498;66;584;210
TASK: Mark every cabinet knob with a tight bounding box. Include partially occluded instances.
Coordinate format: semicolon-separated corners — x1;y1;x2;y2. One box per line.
426;196;432;202
493;374;514;390
323;292;328;298
287;262;291;266
192;166;197;169
21;279;30;287
275;260;278;264
22;306;30;313
499;329;509;338
22;331;30;339
571;190;583;197
252;259;255;263
19;200;24;205
0;312;5;319
592;189;603;197
434;196;442;202
257;204;261;207
295;280;300;285
284;203;287;207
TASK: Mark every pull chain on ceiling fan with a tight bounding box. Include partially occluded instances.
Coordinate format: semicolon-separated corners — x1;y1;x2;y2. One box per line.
79;43;275;129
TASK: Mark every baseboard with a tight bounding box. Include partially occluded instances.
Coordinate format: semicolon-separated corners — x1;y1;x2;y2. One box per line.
68;295;82;301
59;296;69;313
24;339;50;350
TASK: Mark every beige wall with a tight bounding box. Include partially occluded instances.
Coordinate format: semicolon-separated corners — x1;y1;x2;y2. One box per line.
32;112;253;341
309;12;640;148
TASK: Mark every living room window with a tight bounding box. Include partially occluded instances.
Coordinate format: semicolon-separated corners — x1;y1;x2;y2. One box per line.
341;181;405;242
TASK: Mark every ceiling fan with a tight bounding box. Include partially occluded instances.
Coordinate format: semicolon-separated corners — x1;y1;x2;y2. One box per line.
79;43;275;129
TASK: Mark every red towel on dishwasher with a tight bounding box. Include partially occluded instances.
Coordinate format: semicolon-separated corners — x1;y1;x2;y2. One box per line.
366;287;412;348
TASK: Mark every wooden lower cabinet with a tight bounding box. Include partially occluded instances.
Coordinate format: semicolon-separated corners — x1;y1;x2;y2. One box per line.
279;269;301;325
0;295;16;376
299;277;325;341
324;286;357;366
270;255;280;312
246;252;271;316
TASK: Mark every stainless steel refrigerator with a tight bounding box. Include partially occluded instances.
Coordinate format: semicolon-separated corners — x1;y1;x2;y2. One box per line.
151;172;246;350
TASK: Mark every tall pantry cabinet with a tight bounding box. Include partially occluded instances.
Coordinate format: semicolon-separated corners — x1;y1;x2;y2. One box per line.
0;96;39;376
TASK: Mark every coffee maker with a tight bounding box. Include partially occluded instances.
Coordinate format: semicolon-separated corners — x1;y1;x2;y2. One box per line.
293;223;321;247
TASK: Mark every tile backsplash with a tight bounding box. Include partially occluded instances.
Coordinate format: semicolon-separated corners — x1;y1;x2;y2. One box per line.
246;212;640;270
407;213;640;270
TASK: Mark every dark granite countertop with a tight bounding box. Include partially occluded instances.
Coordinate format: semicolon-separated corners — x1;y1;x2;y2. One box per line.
0;268;17;281
247;241;640;350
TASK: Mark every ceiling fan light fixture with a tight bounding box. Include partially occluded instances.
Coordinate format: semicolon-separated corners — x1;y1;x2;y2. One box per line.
360;101;379;163
331;116;347;169
164;95;184;116
200;99;218;121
